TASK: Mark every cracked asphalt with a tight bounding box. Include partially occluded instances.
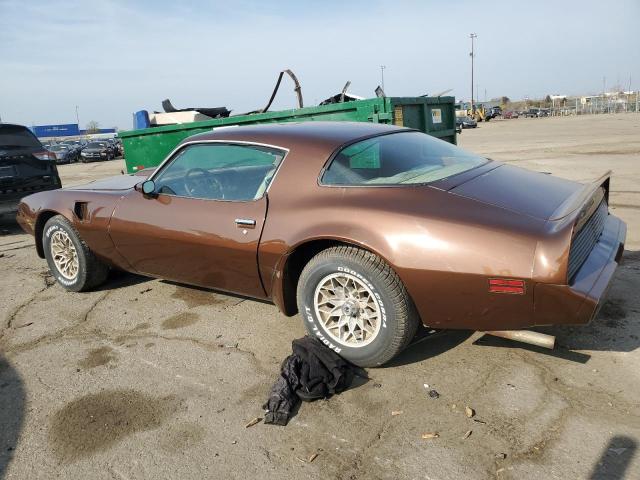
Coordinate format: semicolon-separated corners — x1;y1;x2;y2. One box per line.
1;114;639;479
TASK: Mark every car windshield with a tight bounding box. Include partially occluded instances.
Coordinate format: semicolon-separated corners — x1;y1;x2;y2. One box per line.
50;145;68;151
322;131;487;186
87;142;105;148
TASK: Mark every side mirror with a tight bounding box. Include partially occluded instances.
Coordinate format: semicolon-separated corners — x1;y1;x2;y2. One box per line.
135;180;156;197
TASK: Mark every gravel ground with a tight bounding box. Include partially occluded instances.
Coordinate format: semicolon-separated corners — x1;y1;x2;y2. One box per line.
1;113;639;480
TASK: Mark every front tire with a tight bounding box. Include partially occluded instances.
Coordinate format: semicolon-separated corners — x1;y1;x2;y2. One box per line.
297;246;419;367
43;215;109;292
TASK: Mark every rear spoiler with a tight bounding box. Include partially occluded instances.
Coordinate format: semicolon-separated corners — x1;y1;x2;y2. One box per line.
549;171;610;221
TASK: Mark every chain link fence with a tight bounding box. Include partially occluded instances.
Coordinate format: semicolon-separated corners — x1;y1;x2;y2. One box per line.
550;94;639;116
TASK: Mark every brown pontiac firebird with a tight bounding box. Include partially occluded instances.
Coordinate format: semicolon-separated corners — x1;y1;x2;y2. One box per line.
17;122;626;366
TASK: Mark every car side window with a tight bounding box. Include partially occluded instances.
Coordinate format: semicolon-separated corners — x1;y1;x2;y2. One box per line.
153;143;285;201
321;131;486;186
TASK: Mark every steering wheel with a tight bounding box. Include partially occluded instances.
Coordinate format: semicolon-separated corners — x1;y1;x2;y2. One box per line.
183;168;224;199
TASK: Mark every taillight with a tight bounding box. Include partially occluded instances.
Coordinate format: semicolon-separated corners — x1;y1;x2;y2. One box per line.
33;151;56;161
488;278;526;294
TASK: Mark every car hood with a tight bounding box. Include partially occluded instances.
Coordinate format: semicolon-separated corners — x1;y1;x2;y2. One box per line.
65;174;141;191
84;148;107;153
449;164;583;220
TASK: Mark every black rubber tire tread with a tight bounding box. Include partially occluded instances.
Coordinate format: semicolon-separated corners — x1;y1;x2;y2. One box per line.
297;245;419;367
43;215;109;292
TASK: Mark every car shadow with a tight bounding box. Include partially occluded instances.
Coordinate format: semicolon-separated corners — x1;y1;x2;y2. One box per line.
0;354;25;479
93;269;152;291
0;219;23;237
543;249;640;354
588;435;637;479
385;329;473;368
473;250;640;362
160;280;274;305
473;334;592;363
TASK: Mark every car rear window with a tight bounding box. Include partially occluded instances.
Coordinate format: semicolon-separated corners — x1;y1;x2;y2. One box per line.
322;131;487;186
0;125;42;148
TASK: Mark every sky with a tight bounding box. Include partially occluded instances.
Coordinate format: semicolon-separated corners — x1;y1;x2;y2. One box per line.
1;0;638;130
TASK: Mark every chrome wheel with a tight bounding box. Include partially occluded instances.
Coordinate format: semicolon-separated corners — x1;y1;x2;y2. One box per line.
50;230;79;280
313;272;382;347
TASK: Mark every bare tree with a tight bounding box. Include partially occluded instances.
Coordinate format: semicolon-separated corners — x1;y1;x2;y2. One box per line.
86;121;100;134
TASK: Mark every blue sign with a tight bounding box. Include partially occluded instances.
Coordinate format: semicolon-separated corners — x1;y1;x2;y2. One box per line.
79;128;116;135
32;124;80;137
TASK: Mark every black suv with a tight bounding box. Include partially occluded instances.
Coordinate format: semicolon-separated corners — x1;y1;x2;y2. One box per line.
0;123;62;219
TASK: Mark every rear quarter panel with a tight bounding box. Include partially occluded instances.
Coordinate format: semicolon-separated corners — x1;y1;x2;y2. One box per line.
261;149;547;330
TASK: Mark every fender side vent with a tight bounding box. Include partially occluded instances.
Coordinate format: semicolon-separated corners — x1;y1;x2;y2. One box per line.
73;202;88;221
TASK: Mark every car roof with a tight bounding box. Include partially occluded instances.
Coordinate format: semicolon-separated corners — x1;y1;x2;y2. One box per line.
0;123;34;132
182;121;407;152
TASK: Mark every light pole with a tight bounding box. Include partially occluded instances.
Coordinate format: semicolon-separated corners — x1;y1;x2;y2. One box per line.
75;105;80;128
380;65;386;92
469;33;477;114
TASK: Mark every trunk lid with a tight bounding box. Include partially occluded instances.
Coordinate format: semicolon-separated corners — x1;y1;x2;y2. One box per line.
449;164;583;220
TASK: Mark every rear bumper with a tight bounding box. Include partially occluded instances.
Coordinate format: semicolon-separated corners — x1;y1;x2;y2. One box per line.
0;198;19;217
534;213;626;325
0;183;61;218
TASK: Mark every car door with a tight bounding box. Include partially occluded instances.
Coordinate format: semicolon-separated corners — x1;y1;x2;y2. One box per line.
109;141;286;299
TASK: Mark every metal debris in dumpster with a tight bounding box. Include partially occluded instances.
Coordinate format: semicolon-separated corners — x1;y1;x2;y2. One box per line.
119;70;457;173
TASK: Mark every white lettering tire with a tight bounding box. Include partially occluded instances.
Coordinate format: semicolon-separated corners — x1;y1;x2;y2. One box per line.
43;215;109;292
296;246;419;367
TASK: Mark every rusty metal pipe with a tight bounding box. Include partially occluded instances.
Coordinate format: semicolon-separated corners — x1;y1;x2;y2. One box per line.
483;330;555;349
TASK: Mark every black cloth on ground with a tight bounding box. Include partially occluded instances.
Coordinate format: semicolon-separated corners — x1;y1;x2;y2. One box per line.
262;336;355;426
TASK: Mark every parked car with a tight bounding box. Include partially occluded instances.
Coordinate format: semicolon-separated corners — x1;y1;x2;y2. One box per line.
61;139;85;154
456;116;478;129
0;123;61;219
48;145;77;164
524;109;539;118
80;142;113;162
504;111;519;119
114;139;124;157
100;140;117;157
537;109;550;117
489;106;502;118
16;122;626;366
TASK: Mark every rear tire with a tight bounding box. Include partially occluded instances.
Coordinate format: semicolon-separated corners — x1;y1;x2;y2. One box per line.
43;215;109;292
297;246;419;367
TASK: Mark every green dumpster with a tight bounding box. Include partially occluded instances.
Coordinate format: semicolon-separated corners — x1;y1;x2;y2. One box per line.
119;96;456;173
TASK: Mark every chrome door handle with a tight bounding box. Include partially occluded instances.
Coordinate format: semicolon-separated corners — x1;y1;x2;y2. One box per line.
235;218;256;228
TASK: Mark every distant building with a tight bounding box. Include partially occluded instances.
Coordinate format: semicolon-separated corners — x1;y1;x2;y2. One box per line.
29;123;116;140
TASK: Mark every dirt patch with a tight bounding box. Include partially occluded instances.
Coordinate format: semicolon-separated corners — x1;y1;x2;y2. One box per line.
158;422;206;454
49;390;179;463
570;149;640;156
171;286;223;308
162;312;201;330
78;346;117;369
611;203;640;211
600;300;627;321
